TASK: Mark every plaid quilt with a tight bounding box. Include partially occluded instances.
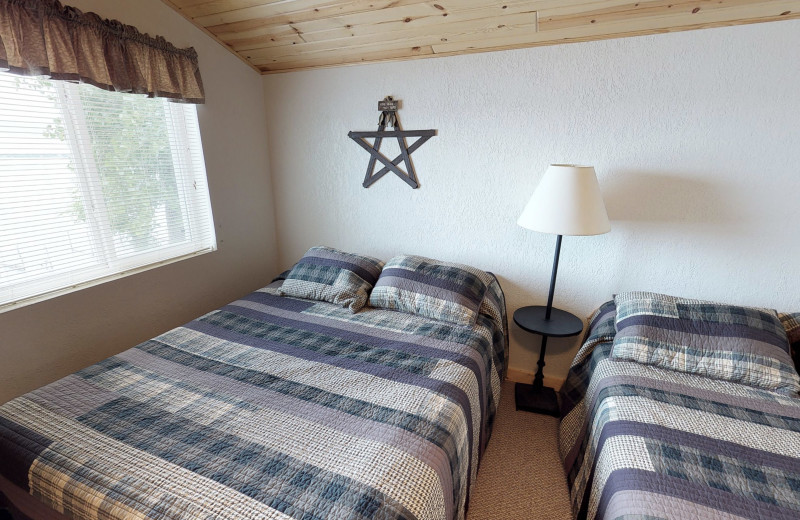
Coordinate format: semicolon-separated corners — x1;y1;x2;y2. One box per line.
560;301;800;520
0;276;507;520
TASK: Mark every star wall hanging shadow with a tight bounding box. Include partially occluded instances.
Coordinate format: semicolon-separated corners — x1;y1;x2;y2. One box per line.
348;96;436;189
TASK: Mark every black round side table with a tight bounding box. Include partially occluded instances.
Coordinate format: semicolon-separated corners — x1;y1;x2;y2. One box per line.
513;305;583;416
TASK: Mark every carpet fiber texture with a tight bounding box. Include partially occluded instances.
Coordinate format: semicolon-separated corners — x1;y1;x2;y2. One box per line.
466;381;572;520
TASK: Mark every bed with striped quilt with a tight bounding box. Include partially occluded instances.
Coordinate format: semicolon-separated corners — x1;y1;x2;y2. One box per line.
559;300;800;520
0;276;507;520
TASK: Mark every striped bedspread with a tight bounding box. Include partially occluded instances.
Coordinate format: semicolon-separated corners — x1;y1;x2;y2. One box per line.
559;301;800;520
0;277;507;520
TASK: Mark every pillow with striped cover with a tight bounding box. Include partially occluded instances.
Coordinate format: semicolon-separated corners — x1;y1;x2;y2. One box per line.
278;246;384;312
612;292;800;396
368;255;489;327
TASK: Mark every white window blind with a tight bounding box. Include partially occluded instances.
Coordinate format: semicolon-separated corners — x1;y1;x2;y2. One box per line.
0;71;216;311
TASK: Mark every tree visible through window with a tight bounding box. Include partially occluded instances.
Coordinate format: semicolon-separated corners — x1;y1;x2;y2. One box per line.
0;71;215;309
75;85;186;250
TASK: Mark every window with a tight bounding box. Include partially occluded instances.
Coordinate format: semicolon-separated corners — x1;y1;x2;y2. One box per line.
0;71;216;310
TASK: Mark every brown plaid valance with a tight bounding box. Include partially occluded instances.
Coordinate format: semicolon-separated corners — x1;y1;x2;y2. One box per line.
0;0;204;103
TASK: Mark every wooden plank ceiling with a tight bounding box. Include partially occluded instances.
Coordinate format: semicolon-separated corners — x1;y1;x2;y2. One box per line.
161;0;800;74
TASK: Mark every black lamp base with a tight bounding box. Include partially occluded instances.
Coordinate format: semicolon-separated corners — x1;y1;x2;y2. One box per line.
514;382;560;417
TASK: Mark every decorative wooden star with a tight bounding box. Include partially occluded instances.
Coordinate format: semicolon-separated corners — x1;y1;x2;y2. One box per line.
348;97;436;189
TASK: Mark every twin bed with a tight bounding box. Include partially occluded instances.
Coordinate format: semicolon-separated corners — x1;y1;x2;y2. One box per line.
560;296;800;520
3;247;800;520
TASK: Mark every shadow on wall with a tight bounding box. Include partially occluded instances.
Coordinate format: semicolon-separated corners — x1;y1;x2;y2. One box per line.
603;170;739;226
600;169;751;303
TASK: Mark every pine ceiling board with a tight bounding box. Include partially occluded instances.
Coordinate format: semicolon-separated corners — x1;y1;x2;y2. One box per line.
206;0;427;35
539;0;800;32
191;0;331;26
192;0;435;26
205;0;551;36
434;0;800;53
535;0;659;17
181;0;339;19
229;27;347;51
293;0;535;38
168;0;219;7
229;2;536;52
158;0;800;73
229;27;307;49
257;44;435;71
243;11;538;61
468;10;799;53
538;0;780;30
282;3;442;35
301;1;537;43
224;2;444;52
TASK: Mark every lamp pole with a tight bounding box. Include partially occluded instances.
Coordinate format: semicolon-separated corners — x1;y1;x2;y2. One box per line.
533;234;562;390
544;234;562;320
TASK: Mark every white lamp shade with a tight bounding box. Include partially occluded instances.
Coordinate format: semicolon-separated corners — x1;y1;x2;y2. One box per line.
518;164;611;236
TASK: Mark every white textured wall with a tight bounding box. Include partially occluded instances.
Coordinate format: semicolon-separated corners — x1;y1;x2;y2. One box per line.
264;20;800;385
0;0;277;403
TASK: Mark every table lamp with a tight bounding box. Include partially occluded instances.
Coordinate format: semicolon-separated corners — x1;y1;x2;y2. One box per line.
515;164;610;415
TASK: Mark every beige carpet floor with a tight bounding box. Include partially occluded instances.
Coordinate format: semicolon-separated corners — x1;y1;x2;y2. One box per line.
466;381;573;520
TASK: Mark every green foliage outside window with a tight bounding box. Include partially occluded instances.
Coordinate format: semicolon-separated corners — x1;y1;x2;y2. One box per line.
39;78;188;253
79;87;186;251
